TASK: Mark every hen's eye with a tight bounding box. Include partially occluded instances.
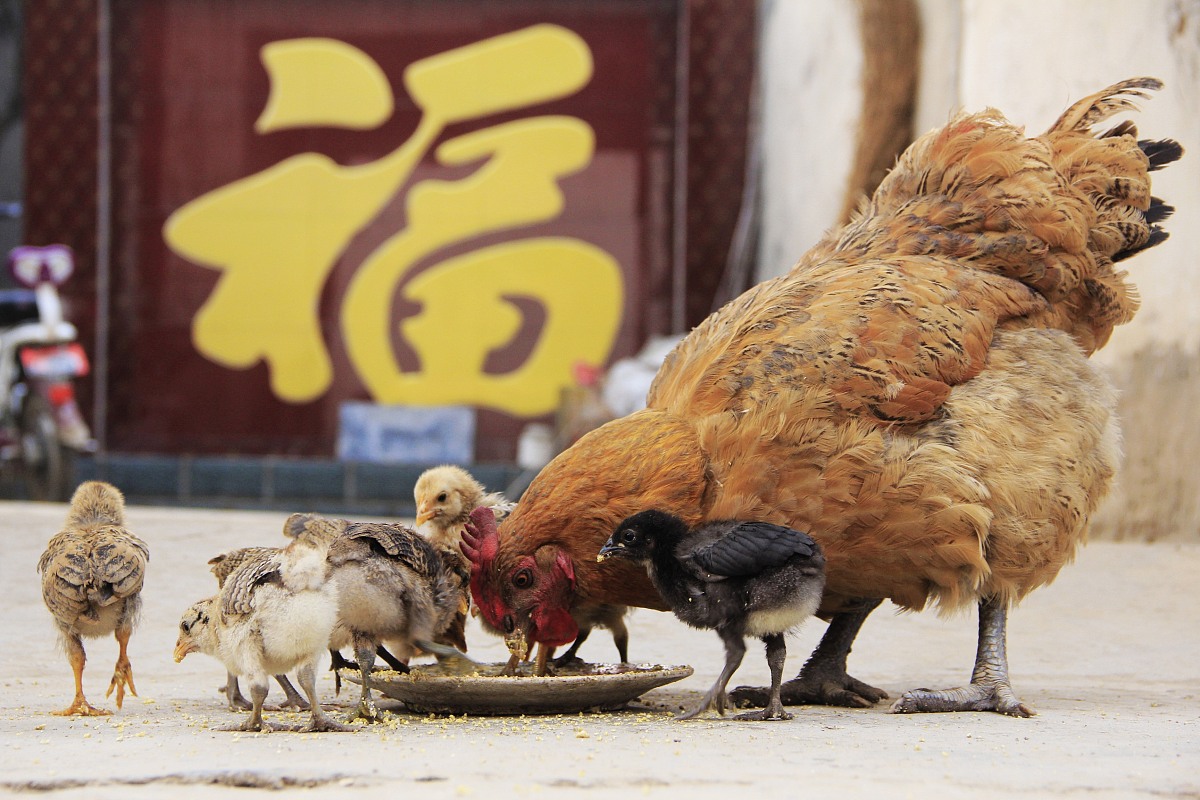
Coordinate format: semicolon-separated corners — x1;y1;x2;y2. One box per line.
512;568;533;589
437;492;448;503
621;529;637;544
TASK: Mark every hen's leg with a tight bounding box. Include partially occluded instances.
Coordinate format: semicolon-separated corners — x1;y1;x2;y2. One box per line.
731;598;887;709
680;630;745;721
374;645;408;672
272;674;309;710
105;624;137;709
296;661;352;733
328;648;355;695
892;596;1034;717
53;634;109;716
736;634;792;721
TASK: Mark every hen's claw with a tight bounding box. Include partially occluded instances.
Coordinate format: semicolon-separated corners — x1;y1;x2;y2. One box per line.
891;682;1034;717
731;671;888;709
890;596;1034;717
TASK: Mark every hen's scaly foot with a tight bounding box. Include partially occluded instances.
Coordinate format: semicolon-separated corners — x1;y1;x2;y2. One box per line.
891;681;1034;717
54;697;111;717
891;597;1034;718
731;671;887;709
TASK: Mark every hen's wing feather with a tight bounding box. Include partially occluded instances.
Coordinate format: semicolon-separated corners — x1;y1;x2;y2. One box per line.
691;522;820;577
652;80;1178;423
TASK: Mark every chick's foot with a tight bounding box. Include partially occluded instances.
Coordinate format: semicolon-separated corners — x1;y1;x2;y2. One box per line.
347;698;383;724
733;600;887;710
734;706;793;721
105;657;137;709
272;675;311;711
302;712;357;733
54;697;112;717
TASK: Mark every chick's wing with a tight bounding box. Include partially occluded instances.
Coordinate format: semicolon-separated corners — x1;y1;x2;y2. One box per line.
88;526;149;600
221;549;284;616
339;522;440;578
691;522;820;578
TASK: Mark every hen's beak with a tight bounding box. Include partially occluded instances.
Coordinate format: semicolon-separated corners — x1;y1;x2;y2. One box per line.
173;636;196;663
596;540;621;562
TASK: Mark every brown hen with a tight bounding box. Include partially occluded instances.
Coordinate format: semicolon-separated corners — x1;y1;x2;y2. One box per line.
464;78;1182;716
37;481;148;716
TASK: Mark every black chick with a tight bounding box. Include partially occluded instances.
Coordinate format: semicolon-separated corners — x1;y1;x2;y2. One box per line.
598;510;825;721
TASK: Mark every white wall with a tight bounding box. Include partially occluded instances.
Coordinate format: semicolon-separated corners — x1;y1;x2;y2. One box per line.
757;0;863;280
758;0;1200;538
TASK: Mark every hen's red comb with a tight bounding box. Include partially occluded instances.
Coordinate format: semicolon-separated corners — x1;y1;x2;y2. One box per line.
461;506;499;572
462;506;509;629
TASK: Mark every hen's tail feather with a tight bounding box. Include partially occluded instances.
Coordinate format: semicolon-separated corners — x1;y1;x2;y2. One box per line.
1048;77;1162;133
817;78;1180;356
1114;228;1170;263
1140;138;1184;171
1143;198;1175;225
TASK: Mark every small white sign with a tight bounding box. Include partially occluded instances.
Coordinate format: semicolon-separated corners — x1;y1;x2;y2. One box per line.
337;403;474;464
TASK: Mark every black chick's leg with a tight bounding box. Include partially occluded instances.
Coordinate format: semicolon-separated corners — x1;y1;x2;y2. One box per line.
680;629;746;721
611;617;630;664
349;636;382;724
552;627;590;668
272;674;310;710
731;598;887;709
295;660;353;733
736;634;792;721
375;645;409;672
328;648;356;696
891;596;1034;717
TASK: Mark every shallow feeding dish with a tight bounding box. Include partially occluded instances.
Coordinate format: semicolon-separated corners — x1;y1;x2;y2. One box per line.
344;662;693;716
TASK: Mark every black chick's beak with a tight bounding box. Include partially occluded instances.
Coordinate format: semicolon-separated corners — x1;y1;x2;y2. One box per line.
596;538;622;562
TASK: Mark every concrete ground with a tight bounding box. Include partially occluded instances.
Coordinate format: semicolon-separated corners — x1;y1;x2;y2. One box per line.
0;500;1196;799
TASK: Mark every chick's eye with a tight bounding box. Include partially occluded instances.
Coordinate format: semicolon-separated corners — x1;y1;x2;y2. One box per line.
512;568;533;589
437;492;448;503
621;529;637;544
